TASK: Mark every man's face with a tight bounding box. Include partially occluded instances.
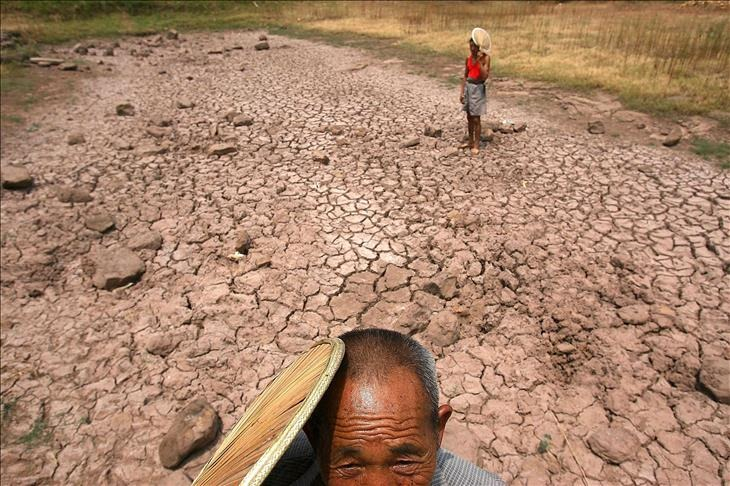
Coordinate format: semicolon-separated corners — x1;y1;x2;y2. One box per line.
308;367;451;485
469;39;479;56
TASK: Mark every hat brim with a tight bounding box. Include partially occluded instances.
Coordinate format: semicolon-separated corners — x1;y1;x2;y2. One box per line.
471;27;491;53
192;338;345;486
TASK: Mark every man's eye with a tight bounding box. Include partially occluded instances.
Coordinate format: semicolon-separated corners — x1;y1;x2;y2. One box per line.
336;464;362;477
393;460;418;472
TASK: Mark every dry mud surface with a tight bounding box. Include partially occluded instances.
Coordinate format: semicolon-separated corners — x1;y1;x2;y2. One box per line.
1;31;729;485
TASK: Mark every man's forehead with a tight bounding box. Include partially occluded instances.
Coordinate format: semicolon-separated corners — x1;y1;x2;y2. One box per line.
334;367;428;415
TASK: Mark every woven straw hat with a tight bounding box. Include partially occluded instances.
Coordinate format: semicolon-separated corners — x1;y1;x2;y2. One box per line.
192;338;345;486
471;27;491;55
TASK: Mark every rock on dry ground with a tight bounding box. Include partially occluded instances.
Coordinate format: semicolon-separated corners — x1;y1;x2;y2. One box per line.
158;398;219;469
1;31;728;485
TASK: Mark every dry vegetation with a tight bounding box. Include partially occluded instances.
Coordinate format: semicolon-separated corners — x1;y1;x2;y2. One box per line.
269;1;730;118
1;1;729;119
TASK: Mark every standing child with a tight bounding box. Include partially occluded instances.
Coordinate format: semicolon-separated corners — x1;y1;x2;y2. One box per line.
459;28;491;155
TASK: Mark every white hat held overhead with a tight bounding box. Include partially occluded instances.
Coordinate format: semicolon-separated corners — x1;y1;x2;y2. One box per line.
471;27;491;55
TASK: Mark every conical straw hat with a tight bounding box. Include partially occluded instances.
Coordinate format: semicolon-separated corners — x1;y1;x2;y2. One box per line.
471;27;491;54
192;338;345;486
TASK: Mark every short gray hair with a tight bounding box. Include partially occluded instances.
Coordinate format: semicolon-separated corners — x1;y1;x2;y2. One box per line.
336;328;440;428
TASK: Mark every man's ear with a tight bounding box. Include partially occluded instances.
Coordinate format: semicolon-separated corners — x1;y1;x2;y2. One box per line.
436;404;453;447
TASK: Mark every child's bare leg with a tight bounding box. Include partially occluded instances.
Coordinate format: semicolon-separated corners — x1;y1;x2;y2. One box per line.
471;116;481;155
463;115;474;148
474;116;481;149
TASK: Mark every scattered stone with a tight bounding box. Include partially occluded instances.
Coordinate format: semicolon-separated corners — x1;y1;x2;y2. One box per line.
146;126;171;139
232;115;254;127
1;165;34;190
135;144;168;156
698;357;730;404
440;147;459;158
29;57;63;66
207;143;237;156
426;310;460;347
481;128;494;142
514;121;527;132
587;120;605;134
166;29;179;40
617;304;650;325
254;41;270;51
151;115;173;127
313;151;330;165
67;132;85;145
159;398;219;469
497;122;514;134
233;230;253;255
259;34;268;41
103;47;114;56
140;332;181;357
85;212;115;233
555;342;576;354
423;274;457;300
112;139;134;150
72;43;88;55
587;426;640;464
424;125;443;138
92;247;145;290
662;127;682;147
207;49;223;55
56;186;92;203
176;99;194;109
58;62;78;71
128;230;163;251
116;103;135;116
400;137;420;148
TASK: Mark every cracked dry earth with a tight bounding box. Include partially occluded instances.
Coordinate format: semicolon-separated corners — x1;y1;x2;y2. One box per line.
1;31;729;485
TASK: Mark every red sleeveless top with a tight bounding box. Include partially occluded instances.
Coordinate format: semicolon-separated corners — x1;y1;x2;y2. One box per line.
466;56;481;79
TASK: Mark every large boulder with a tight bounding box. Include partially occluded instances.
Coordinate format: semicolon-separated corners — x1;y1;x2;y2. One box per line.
698;357;730;404
128;230;163;251
587;120;605;135
207;143;237;156
159;398;220;469
67;132;86;145
85;211;115;233
233;230;252;254
116;103;135;116
56;186;92;203
92;247;145;290
232;115;254;127
662;127;682;147
1;165;34;190
425;310;460;347
400;137;420;148
587;425;640;464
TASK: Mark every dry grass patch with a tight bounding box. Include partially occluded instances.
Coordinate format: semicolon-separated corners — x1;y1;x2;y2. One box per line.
270;1;730;117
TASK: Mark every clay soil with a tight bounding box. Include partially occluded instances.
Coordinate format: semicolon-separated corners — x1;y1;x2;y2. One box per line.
1;31;728;485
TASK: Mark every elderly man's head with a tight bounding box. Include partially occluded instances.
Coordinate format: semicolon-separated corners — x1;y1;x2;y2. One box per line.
305;329;452;485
